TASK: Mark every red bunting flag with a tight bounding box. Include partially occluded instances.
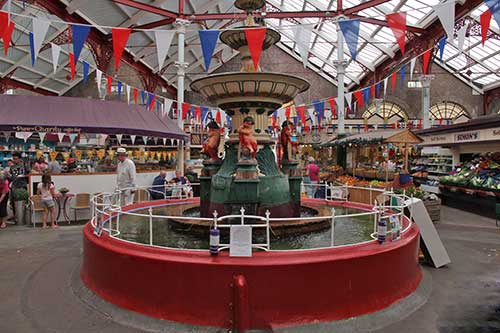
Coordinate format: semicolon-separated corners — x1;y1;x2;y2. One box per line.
480;10;492;46
195;106;201;121
0;11;8;37
391;72;397;92
216;110;221;124
133;87;138;104
181;102;190;120
107;76;112;96
69;52;75;80
112;27;132;71
418;119;422;129
244;27;266;70
285;106;291;119
304;125;310;133
354;90;363;109
386;12;407;55
423;49;431;75
296;105;306;124
370;84;375;98
2;20;14;55
148;94;156;111
327;97;336;119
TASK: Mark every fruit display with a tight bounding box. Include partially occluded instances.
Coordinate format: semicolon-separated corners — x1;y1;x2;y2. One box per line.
439;153;500;193
335;176;391;189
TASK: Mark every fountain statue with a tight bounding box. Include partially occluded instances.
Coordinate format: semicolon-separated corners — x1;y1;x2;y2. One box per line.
191;0;310;218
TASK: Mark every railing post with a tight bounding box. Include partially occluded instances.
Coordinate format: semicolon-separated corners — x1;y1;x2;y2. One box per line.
149;207;153;246
116;210;120;234
330;207;336;247
369;184;372;205
240;206;245;225
265;210;270;250
373;199;378;235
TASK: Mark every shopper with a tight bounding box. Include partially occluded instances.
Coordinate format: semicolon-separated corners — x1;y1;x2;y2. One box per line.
150;169;171;200
37;173;57;229
305;156;320;198
9;152;28;222
47;159;62;174
32;156;48;174
171;170;193;198
116;147;136;205
0;172;10;229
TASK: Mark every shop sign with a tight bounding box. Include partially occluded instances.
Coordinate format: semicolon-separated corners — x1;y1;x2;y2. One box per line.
429;135;448;143
12;125;82;133
454;131;479;142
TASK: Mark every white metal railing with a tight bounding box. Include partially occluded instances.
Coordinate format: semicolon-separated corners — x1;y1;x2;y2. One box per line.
90;183;415;254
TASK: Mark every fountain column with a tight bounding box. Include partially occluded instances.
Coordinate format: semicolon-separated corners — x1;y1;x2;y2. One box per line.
175;18;190;174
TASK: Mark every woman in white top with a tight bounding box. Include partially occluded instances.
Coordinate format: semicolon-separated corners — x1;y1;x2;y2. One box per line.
37;173;58;229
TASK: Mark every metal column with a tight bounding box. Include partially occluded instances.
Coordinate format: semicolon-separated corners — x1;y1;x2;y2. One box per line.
175;19;190;174
335;17;348;135
420;75;434;129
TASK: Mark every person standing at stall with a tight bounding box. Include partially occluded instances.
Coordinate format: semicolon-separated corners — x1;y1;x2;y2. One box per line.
37;173;57;229
305;156;320;198
116;148;136;205
9;152;28;222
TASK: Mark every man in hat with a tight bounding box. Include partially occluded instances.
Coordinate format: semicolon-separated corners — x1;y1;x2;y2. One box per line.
116;147;136;205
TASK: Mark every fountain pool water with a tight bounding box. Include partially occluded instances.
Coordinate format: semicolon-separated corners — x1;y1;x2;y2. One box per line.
115;203;374;250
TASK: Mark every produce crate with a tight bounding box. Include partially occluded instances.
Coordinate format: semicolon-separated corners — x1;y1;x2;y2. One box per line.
423;199;441;222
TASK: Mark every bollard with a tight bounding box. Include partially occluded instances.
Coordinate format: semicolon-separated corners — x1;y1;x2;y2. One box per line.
148;207;153;246
378;217;387;244
210;210;219;256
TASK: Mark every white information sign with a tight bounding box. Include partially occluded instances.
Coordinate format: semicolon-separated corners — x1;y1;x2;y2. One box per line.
229;225;252;257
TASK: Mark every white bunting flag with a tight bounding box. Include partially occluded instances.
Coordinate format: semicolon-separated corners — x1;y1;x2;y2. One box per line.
32;18;51;65
96;69;102;95
154;30;175;71
38;132;46;142
15;132;31;142
162;138;167;145
50;43;61;74
457;24;467;54
163;98;173;118
130;135;136;144
307;108;316;125
142;136;148;144
57;133;65;142
374;124;378;130
410;58;416;80
383;77;389;96
292;23;313;67
433;1;455;42
345;92;352;110
126;84;131;104
116;134;123;144
3;132;10;142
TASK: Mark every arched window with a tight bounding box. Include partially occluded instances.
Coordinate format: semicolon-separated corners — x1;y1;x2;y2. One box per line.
429;102;469;120
362;102;408;119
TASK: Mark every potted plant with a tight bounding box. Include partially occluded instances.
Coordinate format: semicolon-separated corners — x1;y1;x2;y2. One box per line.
12;187;29;225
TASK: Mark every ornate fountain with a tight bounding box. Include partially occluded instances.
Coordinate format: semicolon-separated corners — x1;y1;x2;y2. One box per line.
190;0;310;218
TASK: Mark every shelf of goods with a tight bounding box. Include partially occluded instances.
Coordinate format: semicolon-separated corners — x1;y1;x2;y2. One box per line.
411;153;453;194
319;165;344;182
438;153;500;218
346;167;396;181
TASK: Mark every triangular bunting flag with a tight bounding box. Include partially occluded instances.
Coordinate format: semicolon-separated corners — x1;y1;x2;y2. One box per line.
2;20;14;55
410;57;416;80
433;1;455;41
31;18;50;66
126;84;131;104
376;81;382;98
0;11;7;36
354;90;363;109
133;87;138;104
50;43;61;74
345;92;352;111
112;28;132;71
83;61;89;85
57;133;65;142
182;102;190;120
391;72;397;92
339;19;360;61
244;27;267;70
292;23;313;67
117;81;122;99
154;30;175;71
383;77;388;96
130;135;136;144
423;49;431;75
327;97;336;119
362;87;370;106
296;105;306;124
438;37;446;63
116;134;123;144
400;64;406;86
370;84;375;98
480;10;492;46
142;136;148;145
313;100;325;123
198;29;220;72
457;24;467;53
69;52;76;80
164;98;173;117
162;138;167;145
484;0;500;31
141;90;145;104
147;93;156;111
386;12;407;55
107;76;112;96
69;133;78;144
96;69;102;95
38;132;46;142
71;24;91;63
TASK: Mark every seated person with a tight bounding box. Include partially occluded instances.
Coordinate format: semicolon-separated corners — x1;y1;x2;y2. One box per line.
170;170;193;198
32;157;48;174
150;169;171;200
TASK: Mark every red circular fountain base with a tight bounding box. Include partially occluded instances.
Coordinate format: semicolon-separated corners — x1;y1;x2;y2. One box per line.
81;199;421;331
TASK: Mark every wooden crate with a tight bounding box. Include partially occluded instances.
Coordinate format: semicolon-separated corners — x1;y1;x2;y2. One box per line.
423;199;441;222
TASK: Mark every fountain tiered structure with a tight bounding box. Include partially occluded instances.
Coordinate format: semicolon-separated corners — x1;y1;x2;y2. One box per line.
190;0;310;218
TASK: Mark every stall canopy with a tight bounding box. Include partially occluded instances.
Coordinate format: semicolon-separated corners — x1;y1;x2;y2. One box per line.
321;129;403;147
0;95;187;140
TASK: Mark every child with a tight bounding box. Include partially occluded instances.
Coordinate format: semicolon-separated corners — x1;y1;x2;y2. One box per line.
37;173;58;229
0;172;9;229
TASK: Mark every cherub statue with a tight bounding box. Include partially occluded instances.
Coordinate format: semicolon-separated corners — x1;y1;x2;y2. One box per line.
201;120;221;161
238;116;258;160
280;120;294;162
